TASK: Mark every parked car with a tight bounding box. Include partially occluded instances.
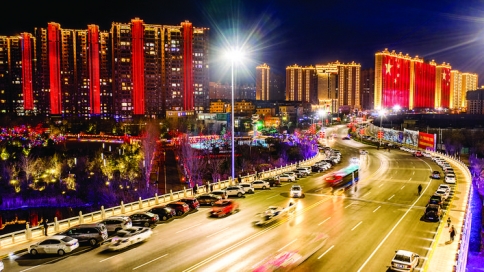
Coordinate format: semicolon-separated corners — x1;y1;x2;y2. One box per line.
147;206;176;221
265;177;281;187
413;151;423;157
0;259;3;272
166;201;190;216
284;172;298;180
290;184;303;198
424;204;442;222
390;250;420;271
129;212;159;227
196;193;223;206
57;223;108;247
101;216;133;233
434;188;450;201
252;180;270;190
278;174;295;182
211;190;227;199
209;199;240;218
238;183;255;194
224;185;246;197
428;194;444;206
179;198;200;211
431;171;441;179
438;184;452;194
108;227;152;251
296;167;311;175
29;235;79;256
445;173;456;184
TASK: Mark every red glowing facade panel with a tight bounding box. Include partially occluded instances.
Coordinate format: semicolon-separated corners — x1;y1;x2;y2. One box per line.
182;21;194;111
131;19;145;115
381;55;411;108
440;67;451;108
21;33;33;110
88;25;101;114
413;62;436;108
48;23;62;114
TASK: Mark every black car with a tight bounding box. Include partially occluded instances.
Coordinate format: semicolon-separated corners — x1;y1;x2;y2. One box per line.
428;194;444;207
311;165;324;173
129;212;159;227
424;204;442;222
196;193;222;206
264;178;281;187
147;206;176;221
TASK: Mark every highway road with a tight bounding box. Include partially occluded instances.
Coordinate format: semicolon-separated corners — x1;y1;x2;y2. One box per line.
2;126;454;272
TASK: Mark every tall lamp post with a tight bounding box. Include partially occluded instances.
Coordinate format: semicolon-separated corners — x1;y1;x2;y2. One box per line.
227;48;244;181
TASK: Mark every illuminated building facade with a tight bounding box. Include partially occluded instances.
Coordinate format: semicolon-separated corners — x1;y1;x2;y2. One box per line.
336;61;361;112
256;63;270;100
360;68;375;110
450;71;478;111
315;64;338;113
285;64;315;103
374;48;452;110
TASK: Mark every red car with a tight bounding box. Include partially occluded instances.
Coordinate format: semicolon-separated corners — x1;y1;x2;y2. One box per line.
209;200;239;218
414;151;423;157
179;198;200;211
166;202;190;216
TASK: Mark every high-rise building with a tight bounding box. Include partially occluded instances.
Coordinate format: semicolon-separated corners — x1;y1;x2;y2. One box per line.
450;71;478;112
285;64;315;103
315;64;338;113
336;61;361;113
374;48;452;110
256;63;270;100
360;68;374;111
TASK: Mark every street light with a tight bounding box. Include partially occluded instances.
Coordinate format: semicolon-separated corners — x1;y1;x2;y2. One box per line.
226;48;244;181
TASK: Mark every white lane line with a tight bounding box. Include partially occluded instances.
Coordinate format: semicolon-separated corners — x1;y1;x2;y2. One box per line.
373;206;381;213
400;185;405;190
206;227;229;238
176;223;203;234
412;171;415;174
100;254;119;262
21;248;92;271
388;195;394;200
266;194;279;199
318;217;331;226
344;203;353;209
277;239;298;252
133;254;168;270
378;183;384;188
317;245;334;259
351;221;363;231
409;177;412;181
362;192;370;198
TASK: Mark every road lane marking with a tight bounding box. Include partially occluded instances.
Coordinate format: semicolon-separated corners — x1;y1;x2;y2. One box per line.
361;192;370;198
351;221;363;231
100;254;120;262
409;177;412;181
206;227;229;238
344;203;353;209
373;206;381;213
176;223;203;234
20;247;92;271
318;217;331;226
132;254;168;270
317;245;334;259
266;194;279;199
182;197;333;272
388;195;394;200
277;239;298;252
400;185;405;190
378;183;384;187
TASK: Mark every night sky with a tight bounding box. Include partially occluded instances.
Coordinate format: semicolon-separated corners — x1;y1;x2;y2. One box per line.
2;0;484;84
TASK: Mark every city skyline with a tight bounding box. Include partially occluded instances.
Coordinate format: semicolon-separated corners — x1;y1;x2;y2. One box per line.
1;0;483;84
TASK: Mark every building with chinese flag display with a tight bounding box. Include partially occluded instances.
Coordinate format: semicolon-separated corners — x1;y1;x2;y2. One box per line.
374;48;451;111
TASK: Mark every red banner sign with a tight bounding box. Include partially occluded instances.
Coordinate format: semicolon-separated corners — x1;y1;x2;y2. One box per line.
418;132;436;151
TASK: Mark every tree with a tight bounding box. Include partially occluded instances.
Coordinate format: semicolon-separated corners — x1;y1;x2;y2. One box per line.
141;121;160;189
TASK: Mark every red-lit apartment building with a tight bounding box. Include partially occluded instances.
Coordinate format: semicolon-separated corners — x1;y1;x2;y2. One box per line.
0;18;209;119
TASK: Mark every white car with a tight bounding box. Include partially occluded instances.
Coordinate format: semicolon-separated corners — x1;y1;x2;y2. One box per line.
238;183;255;194
224;185;246;197
29;235;79;256
278;174;295;182
445;173;456;184
434;188;450;200
108;227;153;251
438;184;452;194
254;204;296;226
252;180;270;190
350;157;359;164
284;172;298;180
290;185;303;198
391;250;419;272
0;260;3;272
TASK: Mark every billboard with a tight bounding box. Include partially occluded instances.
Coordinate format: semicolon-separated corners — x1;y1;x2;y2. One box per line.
418;132;436;151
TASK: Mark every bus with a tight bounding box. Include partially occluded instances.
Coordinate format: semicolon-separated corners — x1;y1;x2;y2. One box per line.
324;164;359;189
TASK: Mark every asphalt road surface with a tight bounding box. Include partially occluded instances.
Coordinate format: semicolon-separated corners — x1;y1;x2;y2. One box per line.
3;127;450;272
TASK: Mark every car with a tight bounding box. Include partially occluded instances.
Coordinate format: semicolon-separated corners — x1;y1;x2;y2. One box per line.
166;201;190;216
129;212;159;227
108;227;153;251
224;185;246;197
350;157;359;164
254;204;296;226
0;260;3;272
413;151;423;157
238;183;255;193
290;184;303;198
428;194;444;206
444;167;454;174
438;184;452;194
342;136;351;140
57;223;108;247
265;177;281;187
147;205;176;221
431;171;441;179
196;193;223;206
278;174;295;182
209;199;239;218
423;151;432;157
390;250;420;271
179;198;200;211
424;204;442;222
29;235;79;256
329;156;341;164
252;180;270;190
359;149;368;155
445;173;456;184
311;164;325;173
210;190;227;199
435;188;450;200
101;216;133;233
296;167;311;175
284;172;298;180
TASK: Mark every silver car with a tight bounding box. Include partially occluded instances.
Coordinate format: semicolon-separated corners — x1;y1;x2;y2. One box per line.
101;216;133;233
29;235;79;256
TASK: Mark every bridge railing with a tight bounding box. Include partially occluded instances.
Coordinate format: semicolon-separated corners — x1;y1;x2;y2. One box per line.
0;152;323;249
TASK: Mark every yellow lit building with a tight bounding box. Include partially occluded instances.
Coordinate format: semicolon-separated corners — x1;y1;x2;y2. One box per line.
256;63;270;100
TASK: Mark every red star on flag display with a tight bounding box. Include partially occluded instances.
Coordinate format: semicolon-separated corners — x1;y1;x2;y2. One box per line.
385;62;393;74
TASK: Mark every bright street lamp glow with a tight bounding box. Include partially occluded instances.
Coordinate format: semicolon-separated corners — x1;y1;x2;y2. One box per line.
393;105;401;112
225;48;244;62
379;109;386;116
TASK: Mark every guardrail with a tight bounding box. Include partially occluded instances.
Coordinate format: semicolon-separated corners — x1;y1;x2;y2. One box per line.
0;152;323;249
